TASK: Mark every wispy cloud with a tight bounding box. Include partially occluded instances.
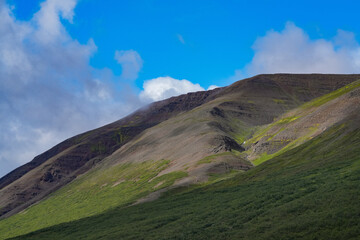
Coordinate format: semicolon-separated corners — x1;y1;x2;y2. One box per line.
114;49;143;80
33;0;77;43
177;34;185;44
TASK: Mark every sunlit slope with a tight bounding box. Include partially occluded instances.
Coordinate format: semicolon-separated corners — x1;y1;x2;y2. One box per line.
0;160;189;240
243;79;360;165
13;113;360;240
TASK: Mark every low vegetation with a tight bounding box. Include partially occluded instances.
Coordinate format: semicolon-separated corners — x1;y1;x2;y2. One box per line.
10;120;360;239
0;160;187;239
301;79;360;109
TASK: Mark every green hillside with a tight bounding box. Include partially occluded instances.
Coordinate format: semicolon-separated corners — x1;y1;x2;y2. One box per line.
0;160;188;239
0;76;359;240
11;117;360;240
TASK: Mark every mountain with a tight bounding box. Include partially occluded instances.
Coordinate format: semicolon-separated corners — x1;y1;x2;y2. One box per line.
0;74;359;239
0;87;222;218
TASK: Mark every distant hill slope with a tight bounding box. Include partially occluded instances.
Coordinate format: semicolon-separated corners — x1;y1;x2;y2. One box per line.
0;74;360;239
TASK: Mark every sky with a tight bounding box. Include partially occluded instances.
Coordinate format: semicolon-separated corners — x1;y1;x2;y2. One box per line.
1;0;360;177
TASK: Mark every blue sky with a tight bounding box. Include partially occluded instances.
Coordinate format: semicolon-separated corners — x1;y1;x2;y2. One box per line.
9;0;360;89
1;0;360;176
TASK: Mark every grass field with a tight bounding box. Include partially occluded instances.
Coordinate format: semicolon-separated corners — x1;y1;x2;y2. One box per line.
10;119;360;240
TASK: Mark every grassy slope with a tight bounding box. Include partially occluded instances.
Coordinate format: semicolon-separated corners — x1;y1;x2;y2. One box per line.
245;80;360;165
11;119;360;240
0;160;187;239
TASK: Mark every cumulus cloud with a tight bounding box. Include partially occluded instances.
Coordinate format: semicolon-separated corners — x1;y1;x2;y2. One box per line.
244;22;360;75
0;0;141;177
139;76;205;102
114;50;143;80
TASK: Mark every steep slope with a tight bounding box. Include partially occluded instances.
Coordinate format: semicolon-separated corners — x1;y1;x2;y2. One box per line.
244;79;360;165
104;76;360;181
0;74;359;239
0;88;221;218
10;110;360;240
0;87;222;190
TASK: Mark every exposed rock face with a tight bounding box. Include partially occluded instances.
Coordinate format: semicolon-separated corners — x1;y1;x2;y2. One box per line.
211;136;245;153
1;74;360;218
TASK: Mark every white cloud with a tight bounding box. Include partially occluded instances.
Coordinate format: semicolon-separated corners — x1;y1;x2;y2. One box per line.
139;76;205;102
114;49;143;80
0;0;142;177
207;85;219;90
244;22;360;75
